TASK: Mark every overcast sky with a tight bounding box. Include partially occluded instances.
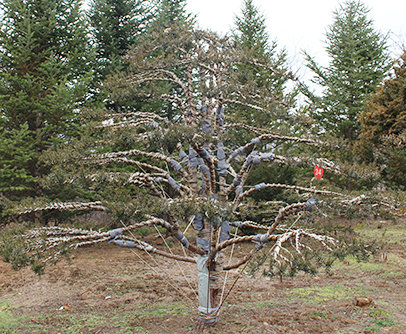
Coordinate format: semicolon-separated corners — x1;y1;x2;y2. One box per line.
185;0;406;82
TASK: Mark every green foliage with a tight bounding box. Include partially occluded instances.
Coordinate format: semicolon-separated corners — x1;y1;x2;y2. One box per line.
232;0;272;57
0;0;94;198
153;0;195;29
0;123;36;196
359;53;406;188
0;223;47;275
230;0;294;135
87;0;154;81
302;0;391;142
245;231;380;280
246;163;302;203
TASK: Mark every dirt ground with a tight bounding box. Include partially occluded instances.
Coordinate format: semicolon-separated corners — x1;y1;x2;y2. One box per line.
1;219;406;334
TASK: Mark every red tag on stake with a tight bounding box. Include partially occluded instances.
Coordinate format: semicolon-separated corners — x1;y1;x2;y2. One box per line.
314;166;324;179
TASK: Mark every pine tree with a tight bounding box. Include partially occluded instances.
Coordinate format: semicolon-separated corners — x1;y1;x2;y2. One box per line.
230;0;294;130
359;53;406;187
154;0;194;28
302;0;391;142
233;0;273;57
230;0;298;199
0;123;36;197
87;0;154;81
0;0;93;198
2;24;391;326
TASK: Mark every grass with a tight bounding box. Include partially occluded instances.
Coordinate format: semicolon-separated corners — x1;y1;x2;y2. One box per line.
0;300;190;334
287;283;354;303
356;224;406;245
133;302;190;318
0;300;25;334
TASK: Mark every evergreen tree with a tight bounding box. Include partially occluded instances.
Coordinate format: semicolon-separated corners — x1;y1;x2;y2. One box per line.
0;0;93;198
233;0;272;57
87;0;154;81
154;0;194;28
0;124;36;196
231;0;298;199
3;26;384;325
231;0;294;130
302;0;391;142
121;0;196;120
359;53;406;187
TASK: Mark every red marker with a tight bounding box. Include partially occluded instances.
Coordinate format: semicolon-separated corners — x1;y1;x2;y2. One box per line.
314;166;324;179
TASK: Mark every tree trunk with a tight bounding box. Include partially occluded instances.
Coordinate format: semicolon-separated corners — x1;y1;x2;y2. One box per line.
197;254;221;324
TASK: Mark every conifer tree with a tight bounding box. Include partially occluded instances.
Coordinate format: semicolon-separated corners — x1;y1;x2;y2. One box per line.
0;0;93;198
359;53;406;187
154;0;194;28
231;0;293;128
301;0;391;142
233;0;273;57
124;0;196;120
0;124;36;196
87;0;154;81
231;0;298;199
4;24;386;325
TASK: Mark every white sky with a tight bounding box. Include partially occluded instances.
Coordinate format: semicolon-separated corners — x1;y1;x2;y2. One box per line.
186;0;406;82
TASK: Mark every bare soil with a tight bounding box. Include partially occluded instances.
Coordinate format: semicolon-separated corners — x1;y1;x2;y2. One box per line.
1;219;406;334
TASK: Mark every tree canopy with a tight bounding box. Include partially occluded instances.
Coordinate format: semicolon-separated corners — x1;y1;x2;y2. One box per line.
302;0;391;142
359;52;406;187
0;0;93;198
88;0;154;81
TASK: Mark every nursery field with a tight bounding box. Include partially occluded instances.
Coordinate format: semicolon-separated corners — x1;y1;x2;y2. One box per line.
1;218;406;334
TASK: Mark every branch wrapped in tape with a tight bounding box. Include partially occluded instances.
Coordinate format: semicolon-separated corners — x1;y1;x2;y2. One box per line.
217;160;229;177
230;146;244;159
260;153;274;161
305;197;316;212
217;147;226;160
217;143;229;177
179;149;187;161
189;148;198;167
197;238;210;252
196;148;210;160
251;137;261;145
231;221;245;229
220;220;231;243
193;214;203;230
175;231;190;248
200;164;209;174
216;107;224;126
168;177;180;191
108;228;123;241
113;239;136;248
150;121;159;128
254;182;267;190
254;234;269;243
202;120;211;133
249;151;261;165
196;157;205;167
215;107;224;119
243;155;253;167
232;175;242;187
169;159;184;172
